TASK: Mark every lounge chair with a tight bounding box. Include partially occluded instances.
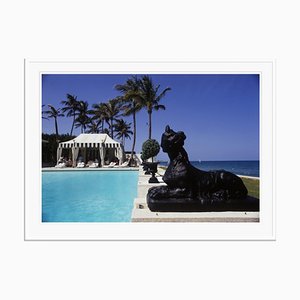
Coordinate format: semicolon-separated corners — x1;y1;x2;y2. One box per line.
120;161;129;167
89;162;99;168
55;162;66;168
77;162;85;168
103;162;117;168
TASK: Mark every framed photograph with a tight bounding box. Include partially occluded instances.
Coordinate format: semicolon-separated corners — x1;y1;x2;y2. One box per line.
24;61;275;240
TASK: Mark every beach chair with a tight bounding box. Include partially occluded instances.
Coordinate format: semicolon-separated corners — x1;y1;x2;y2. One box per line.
77;162;85;168
89;162;99;168
120;161;129;167
55;157;66;168
55;162;66;168
103;162;116;168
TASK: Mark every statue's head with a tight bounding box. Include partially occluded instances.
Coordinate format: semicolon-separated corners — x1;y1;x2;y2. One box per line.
161;125;186;153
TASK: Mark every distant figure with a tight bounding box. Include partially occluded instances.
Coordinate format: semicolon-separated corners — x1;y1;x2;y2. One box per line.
66;158;72;167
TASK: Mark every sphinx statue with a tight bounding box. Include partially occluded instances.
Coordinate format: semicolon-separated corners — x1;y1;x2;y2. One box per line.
147;126;259;212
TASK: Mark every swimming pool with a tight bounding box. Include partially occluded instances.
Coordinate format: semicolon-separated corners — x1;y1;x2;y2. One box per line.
42;170;138;222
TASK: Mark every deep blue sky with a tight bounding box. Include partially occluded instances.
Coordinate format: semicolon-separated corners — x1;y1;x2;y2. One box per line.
42;74;259;161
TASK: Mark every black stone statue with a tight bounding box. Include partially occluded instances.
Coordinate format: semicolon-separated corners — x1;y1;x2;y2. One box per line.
147;126;259;212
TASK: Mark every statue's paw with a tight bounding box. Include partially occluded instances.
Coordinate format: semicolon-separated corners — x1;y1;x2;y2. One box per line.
166;187;191;198
211;190;228;203
148;186;168;199
174;187;188;194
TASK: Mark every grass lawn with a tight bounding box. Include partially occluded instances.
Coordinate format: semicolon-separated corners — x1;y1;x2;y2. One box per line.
241;177;260;199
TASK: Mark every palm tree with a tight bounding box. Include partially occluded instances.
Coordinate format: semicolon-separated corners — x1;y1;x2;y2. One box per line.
139;75;171;139
90;102;108;133
102;98;123;139
86;120;101;133
115;76;143;164
114;119;133;147
74;101;91;133
102;128;110;135
41;105;48;120
43;105;64;139
61;94;79;135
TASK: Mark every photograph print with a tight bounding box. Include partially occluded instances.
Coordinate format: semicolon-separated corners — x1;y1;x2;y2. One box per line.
41;72;260;223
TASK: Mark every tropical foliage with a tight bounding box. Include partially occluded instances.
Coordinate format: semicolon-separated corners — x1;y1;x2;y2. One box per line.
61;94;79;135
114;119;133;147
141;139;160;161
115;76;143;165
43;105;64;139
90;102;108;133
42;75;171;160
74;101;91;133
86;120;101;133
101;98;123;139
42;133;75;166
138;75;171;139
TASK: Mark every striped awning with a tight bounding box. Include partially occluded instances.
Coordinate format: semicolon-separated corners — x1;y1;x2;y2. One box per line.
58;133;121;149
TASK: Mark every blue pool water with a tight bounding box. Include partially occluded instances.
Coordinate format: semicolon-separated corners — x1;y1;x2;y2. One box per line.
42;170;138;222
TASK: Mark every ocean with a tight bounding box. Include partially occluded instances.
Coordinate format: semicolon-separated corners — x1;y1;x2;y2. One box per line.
158;160;259;177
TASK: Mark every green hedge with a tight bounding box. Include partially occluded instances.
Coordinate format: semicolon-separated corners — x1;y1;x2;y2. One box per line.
42;133;75;165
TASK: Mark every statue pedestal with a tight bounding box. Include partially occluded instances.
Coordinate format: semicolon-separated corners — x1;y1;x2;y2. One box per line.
147;195;259;212
131;198;259;222
148;175;159;183
143;162;159;183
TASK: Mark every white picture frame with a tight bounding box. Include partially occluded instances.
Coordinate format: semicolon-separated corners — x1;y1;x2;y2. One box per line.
24;60;275;241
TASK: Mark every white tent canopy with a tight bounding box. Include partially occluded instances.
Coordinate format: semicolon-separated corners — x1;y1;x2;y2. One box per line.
57;134;124;167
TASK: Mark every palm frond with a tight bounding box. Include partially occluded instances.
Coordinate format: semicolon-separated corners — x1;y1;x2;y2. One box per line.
153;104;166;111
155;87;171;102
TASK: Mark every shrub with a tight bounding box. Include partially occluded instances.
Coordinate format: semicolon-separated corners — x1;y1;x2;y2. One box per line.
42;133;76;165
141;139;160;161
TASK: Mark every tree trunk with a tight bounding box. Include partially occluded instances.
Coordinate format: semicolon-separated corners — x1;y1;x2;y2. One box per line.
110;118;114;138
54;117;59;139
70;112;75;136
96;120;101;134
148;110;152;139
130;111;136;166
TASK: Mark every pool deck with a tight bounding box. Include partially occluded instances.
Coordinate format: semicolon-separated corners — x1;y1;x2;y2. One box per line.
237;175;259;180
131;166;259;222
42;166;139;172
